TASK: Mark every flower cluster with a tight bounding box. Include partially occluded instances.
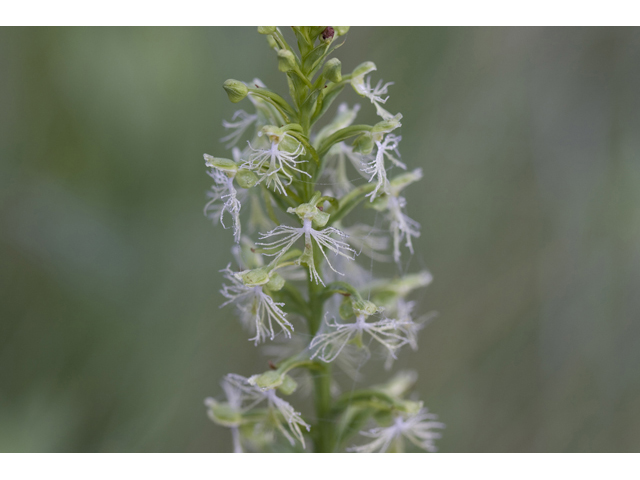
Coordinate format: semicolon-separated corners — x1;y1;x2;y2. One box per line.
201;27;443;453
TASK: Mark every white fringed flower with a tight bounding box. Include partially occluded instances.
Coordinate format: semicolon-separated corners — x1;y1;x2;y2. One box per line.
362;134;406;201
203;151;244;243
243;127;310;195
257;205;356;286
220;110;258;148
371;168;423;264
387;194;419;264
220;265;293;345
349;409;445;453
352;73;396;121
310;312;412;363
221;374;310;449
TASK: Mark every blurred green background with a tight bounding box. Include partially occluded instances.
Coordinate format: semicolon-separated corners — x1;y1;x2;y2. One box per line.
1;27;639;452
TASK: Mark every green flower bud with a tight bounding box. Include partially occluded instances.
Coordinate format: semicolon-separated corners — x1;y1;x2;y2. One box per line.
203;154;238;173
323;58;342;83
277;375;298;396
352;133;374;155
257;26;276;35
248;370;284;390
238;267;271;287
266;35;278;49
223;79;248;103
235;168;259;189
334;26;350;36
266;272;285;292
277;49;297;73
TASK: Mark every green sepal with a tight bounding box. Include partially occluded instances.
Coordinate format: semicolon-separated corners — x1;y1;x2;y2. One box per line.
203;154;238;173
206;400;243;427
352;132;374;154
266;272;285;292
237;267;272;287
235;168;258;189
278;375;298;396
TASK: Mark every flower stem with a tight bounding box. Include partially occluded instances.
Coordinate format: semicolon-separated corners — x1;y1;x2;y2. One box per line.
308;273;333;452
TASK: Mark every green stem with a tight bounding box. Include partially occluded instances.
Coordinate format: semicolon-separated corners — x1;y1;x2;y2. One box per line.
308;272;333;452
312;362;332;452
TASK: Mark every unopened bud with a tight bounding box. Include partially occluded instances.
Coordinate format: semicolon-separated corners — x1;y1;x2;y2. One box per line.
266;35;278;49
223;79;248;103
321;27;335;42
277;49;297;73
334;26;350;36
323;58;342;83
257;26;276;35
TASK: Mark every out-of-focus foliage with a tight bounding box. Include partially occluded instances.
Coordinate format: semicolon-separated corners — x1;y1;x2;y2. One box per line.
1;27;639;452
